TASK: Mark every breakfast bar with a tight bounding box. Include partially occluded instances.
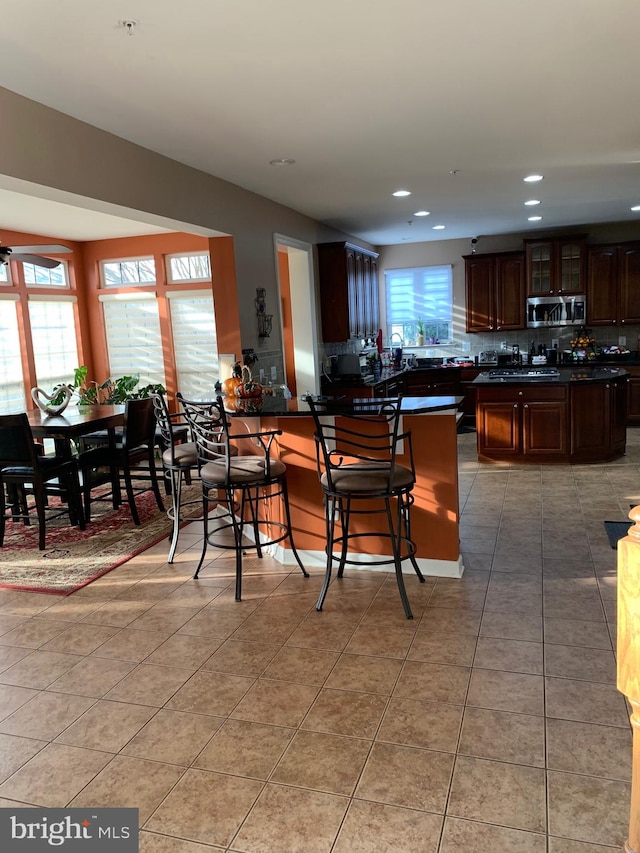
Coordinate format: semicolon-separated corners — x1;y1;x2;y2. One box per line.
226;394;465;578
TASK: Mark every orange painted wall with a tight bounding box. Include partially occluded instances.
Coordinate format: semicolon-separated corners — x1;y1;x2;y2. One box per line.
3;227;242;405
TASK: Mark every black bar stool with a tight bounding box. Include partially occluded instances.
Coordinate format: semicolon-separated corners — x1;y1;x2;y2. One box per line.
306;396;425;619
177;394;309;600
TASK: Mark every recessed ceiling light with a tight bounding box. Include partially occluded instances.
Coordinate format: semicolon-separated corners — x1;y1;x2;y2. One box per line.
631;205;640;211
528;215;543;222
523;174;544;183
414;210;430;216
269;158;296;166
392;189;411;197
524;199;541;206
432;225;445;230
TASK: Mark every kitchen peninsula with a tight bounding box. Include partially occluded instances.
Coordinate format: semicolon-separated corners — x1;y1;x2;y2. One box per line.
226;394;465;579
473;366;629;463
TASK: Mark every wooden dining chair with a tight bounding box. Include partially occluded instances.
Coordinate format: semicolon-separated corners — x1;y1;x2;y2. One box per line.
78;397;165;525
0;413;85;550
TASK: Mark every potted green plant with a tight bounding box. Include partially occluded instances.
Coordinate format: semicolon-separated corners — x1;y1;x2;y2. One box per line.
416;318;425;347
51;366;166;406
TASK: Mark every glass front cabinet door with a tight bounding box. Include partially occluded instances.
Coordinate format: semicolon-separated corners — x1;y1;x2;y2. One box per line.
526;237;585;296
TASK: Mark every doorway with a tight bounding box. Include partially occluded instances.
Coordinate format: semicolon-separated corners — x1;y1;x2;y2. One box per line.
273;234;319;397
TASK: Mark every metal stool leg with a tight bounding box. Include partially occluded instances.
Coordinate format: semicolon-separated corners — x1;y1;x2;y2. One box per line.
387;496;413;619
316;494;337;611
281;479;309;577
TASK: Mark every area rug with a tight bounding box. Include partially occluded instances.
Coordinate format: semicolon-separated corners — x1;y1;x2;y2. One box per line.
604;520;633;550
0;484;203;595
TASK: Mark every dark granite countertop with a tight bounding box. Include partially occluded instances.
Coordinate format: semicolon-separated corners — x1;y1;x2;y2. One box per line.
472;367;629;385
224;395;463;417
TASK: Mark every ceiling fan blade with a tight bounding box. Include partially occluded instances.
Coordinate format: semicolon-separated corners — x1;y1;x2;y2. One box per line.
10;244;71;254
10;253;61;269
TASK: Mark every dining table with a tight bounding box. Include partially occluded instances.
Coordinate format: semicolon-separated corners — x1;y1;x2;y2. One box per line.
27;404;126;459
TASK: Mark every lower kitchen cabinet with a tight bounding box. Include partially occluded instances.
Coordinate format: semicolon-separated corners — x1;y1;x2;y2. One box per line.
571;382;614;459
626;367;640;425
476;377;627;463
476;386;567;460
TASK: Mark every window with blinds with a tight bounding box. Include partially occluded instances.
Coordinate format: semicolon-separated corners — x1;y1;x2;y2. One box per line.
28;297;79;393
168;291;218;398
0;265;10;285
384;265;453;344
0;298;26;413
100;294;166;387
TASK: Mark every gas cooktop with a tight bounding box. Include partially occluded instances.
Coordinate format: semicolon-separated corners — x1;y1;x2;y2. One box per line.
487;367;560;380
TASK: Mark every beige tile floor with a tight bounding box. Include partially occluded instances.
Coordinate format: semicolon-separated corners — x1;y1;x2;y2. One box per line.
0;428;637;851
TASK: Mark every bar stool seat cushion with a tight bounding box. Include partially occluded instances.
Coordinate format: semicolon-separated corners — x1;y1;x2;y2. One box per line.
321;461;414;494
162;442;197;468
201;456;286;486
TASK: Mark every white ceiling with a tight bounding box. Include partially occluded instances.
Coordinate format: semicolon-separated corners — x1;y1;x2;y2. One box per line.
0;0;639;245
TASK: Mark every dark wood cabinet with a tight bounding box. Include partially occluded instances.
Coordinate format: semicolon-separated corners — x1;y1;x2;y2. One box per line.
318;242;380;342
464;252;525;333
404;369;459;397
373;368;464;400
625;367;640;425
525;236;586;296
477;377;627;463
570;376;628;460
587;241;640;326
476;385;567;460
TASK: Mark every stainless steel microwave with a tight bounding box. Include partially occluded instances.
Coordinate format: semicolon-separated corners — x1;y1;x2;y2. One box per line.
526;295;586;328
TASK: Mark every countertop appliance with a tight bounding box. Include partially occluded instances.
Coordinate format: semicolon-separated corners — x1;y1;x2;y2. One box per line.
477;350;499;366
526;295;586;328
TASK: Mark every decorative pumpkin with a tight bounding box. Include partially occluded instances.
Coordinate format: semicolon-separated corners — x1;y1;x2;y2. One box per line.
221;362;243;397
235;365;263;399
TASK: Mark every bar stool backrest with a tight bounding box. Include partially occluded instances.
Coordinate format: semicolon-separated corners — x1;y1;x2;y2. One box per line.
306;397;413;496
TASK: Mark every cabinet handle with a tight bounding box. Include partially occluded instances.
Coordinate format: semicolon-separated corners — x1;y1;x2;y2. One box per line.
621;319;626;324
523;403;529;408
613;320;617;324
513;404;518;408
518;391;524;396
606;384;610;389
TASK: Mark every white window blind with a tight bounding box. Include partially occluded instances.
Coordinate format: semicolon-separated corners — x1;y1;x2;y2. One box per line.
100;294;166;387
167;291;218;398
28;297;79;393
167;253;211;283
385;265;453;343
0;298;26;413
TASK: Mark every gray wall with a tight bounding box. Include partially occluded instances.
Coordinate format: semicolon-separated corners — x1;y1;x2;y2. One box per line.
377;223;640;359
0;86;375;357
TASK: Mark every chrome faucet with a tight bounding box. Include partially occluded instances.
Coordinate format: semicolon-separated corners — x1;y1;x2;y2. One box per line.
389;332;404;347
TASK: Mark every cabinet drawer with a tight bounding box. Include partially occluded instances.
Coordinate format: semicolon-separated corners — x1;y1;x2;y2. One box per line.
477;384;566;403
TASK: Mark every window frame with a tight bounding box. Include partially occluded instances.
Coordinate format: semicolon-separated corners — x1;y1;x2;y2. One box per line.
23;259;70;289
165;251;212;285
100;256;157;289
384;264;453;345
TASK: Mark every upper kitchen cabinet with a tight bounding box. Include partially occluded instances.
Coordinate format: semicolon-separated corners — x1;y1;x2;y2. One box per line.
464;252;525;333
525;236;586;296
318;242;380;342
587;241;640;326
